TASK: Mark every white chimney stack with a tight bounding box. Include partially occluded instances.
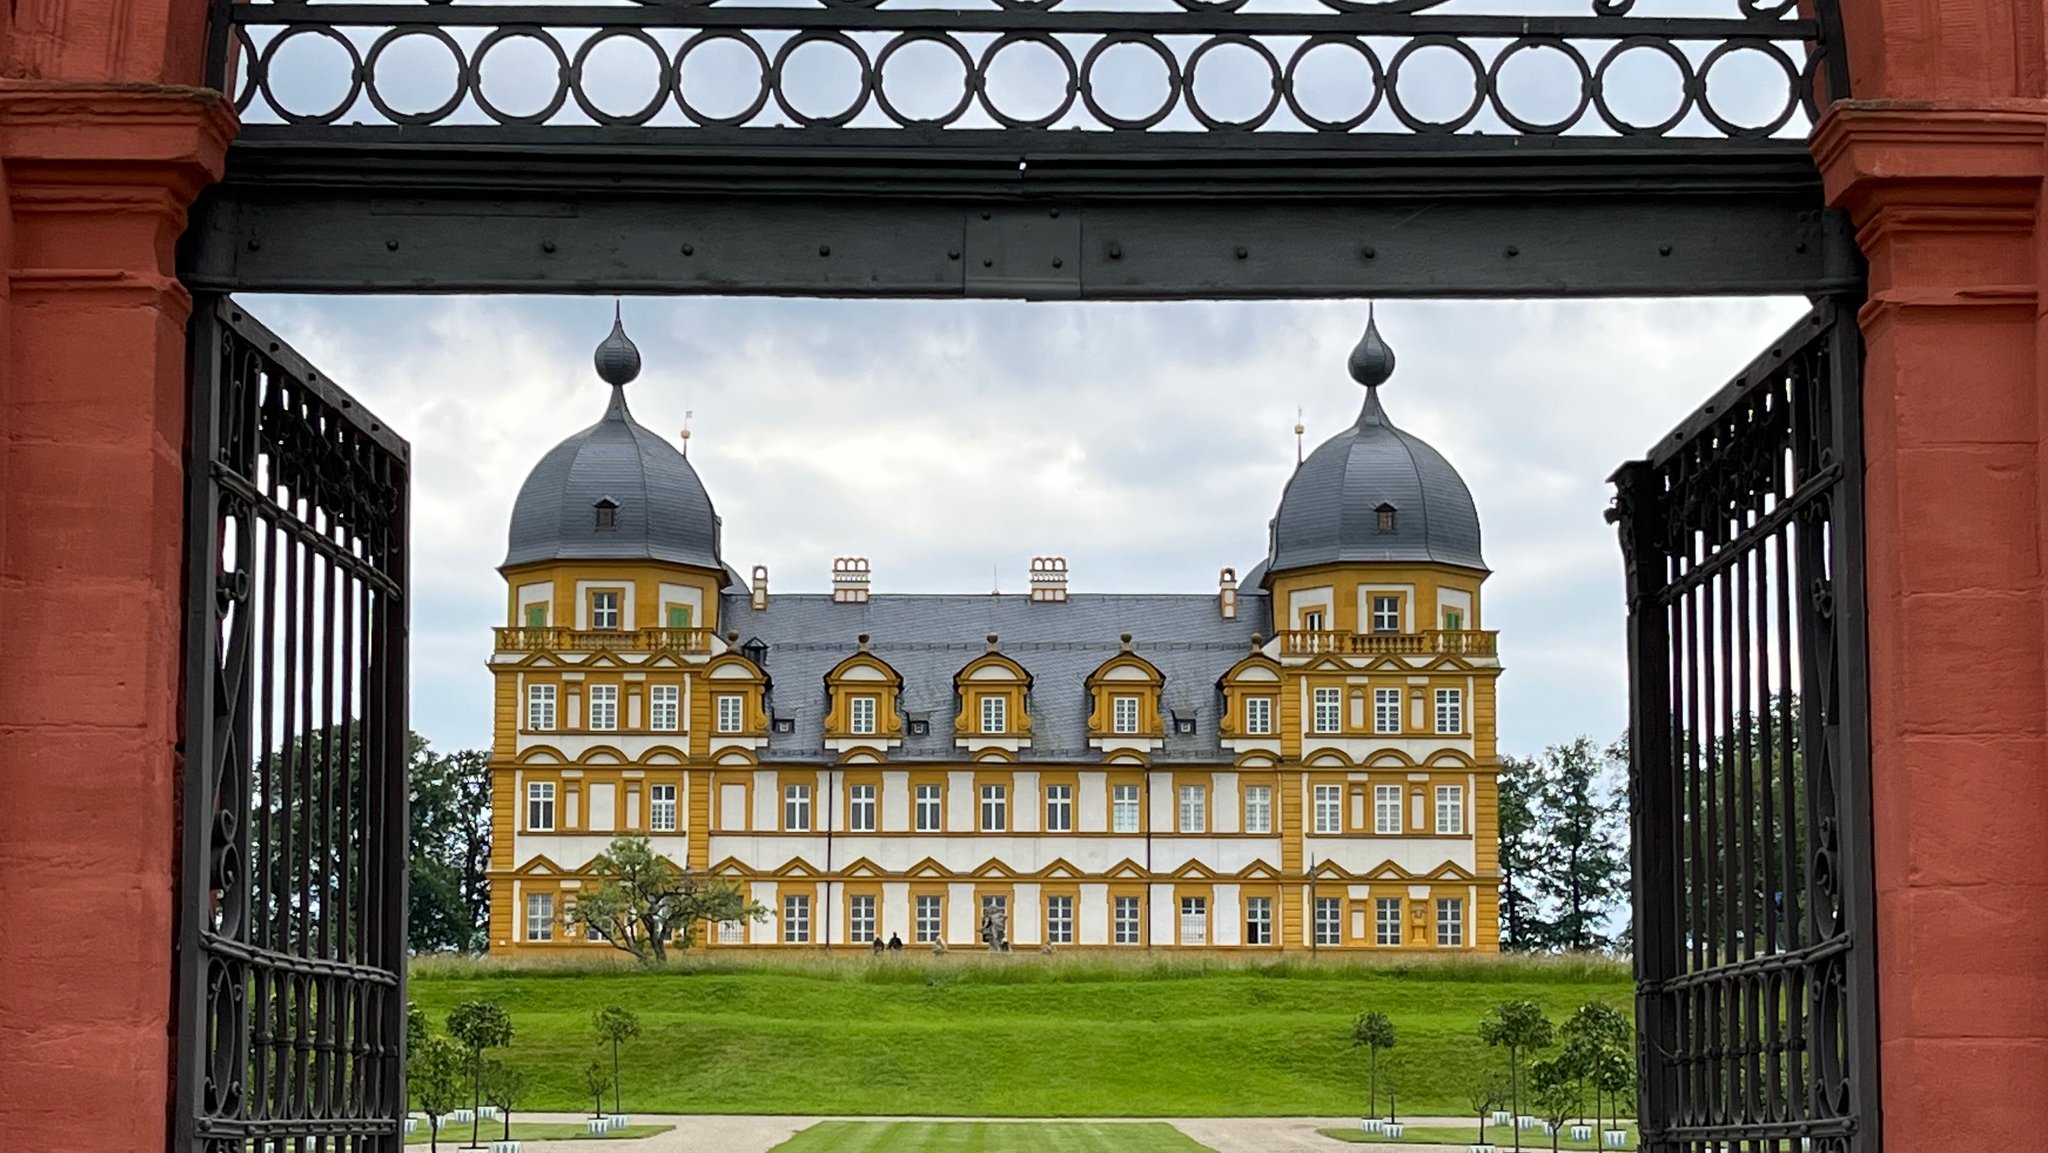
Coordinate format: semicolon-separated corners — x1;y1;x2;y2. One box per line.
832;557;872;604
1219;567;1238;619
1029;556;1069;603
751;564;769;611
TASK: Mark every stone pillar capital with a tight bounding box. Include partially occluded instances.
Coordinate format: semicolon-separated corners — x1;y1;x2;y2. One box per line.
1813;101;2048;222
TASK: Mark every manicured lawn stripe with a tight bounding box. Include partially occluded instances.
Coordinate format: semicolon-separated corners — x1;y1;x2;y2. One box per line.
406;1121;672;1145
1317;1124;1641;1149
766;1121;1219;1152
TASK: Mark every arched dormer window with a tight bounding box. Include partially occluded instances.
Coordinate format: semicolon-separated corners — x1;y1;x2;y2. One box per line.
823;639;905;755
1217;649;1285;754
953;638;1032;754
1086;638;1165;756
703;651;770;753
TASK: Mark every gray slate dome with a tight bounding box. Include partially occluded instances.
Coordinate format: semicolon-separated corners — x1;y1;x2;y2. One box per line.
1266;313;1485;576
503;312;723;571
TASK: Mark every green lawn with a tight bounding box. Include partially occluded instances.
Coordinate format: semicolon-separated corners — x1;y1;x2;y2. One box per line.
766;1121;1217;1152
408;953;1629;1117
407;1121;672;1145
1318;1124;1639;1150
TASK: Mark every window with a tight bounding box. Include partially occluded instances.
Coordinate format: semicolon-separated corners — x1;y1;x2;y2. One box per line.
1313;784;1342;834
1111;783;1141;833
524;603;547;629
1178;784;1206;834
1373;688;1401;734
1313;896;1341;946
783;895;811;944
979;784;1007;832
650;784;677;832
1179;896;1208;945
594;500;617;531
1372;595;1401;634
1302;609;1325;633
1113;896;1141;945
915;895;943;943
915;784;942;832
1245;697;1273;735
717;920;744;945
784;784;812;832
1244;785;1272;834
1045;783;1073;832
650;684;680;732
1246;896;1272;945
591;590;621;630
849;894;877;944
1437;898;1465;946
526;684;557;731
666;604;693;630
850;695;877;736
1045;895;1074;945
525;892;554;942
1435;785;1465;834
1375;784;1403;834
1312;688;1342;734
527;781;556;831
979;695;1007;734
848;784;877;832
1376;504;1397;534
1444;608;1464;632
1436;688;1463;734
716;694;744;734
1112;695;1140;734
588;684;618;731
1377;897;1403;946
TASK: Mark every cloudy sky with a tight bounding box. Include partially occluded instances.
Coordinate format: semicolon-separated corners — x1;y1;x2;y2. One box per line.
244;293;1811;758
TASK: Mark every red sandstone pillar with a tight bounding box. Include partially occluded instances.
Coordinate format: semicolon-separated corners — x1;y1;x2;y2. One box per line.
0;6;230;1143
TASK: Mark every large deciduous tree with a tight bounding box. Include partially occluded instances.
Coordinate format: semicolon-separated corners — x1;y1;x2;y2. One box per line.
410;740;492;953
1535;737;1628;952
570;836;764;963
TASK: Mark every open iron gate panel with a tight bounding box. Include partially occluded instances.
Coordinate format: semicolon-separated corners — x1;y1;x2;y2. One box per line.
1610;299;1879;1153
177;297;412;1153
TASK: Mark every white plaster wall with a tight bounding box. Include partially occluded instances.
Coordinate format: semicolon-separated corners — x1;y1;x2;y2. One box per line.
881;881;910;942
947;881;975;943
588;783;617;832
947;771;975;832
511;833;690;871
1011;881;1041;945
881;771;910;831
1078;883;1110;945
1013;771;1039;833
720;783;747;831
1213;884;1241;946
750;881;778;944
1213;772;1240;834
703;835;1281;876
1148;774;1174;830
1149;886;1176;944
1310;838;1478;876
1077;772;1108;832
752;772;778;830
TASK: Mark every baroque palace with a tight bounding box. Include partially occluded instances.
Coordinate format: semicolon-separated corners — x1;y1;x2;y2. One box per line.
487;310;1503;953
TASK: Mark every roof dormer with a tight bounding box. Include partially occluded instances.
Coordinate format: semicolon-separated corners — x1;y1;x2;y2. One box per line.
954;636;1032;757
823;636;904;757
1086;637;1164;757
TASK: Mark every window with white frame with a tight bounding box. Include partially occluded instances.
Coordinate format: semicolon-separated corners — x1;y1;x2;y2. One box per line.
832;782;869;832
527;781;556;831
1374;784;1403;834
1313;896;1341;946
1113;895;1141;945
1179;896;1208;945
1112;783;1141;833
1376;897;1403;945
1437;897;1465;946
526;684;557;731
979;784;1007;831
1435;688;1463;734
1045;895;1074;944
849;894;877;944
1312;687;1342;734
979;695;1007;734
590;590;622;630
1371;594;1401;634
783;894;810;943
1245;697;1273;735
1244;785;1272;834
716;694;744;734
1178;784;1206;834
1045;783;1073;832
1313;784;1342;834
850;695;877;736
1245;896;1273;945
914;783;942;832
1373;688;1401;734
525;892;554;941
1435;785;1465;834
649;684;680;732
588;684;619;731
914;895;943;943
1302;609;1325;633
784;783;812;831
1112;695;1140;734
650;784;677;832
717;920;743;945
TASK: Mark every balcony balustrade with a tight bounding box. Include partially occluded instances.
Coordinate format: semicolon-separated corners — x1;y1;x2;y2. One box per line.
494;626;714;654
1274;629;1498;657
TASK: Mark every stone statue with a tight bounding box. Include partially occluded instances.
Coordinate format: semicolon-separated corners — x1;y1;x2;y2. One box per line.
979;903;1010;952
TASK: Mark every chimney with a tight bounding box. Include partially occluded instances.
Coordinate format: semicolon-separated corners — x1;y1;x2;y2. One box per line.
832;557;872;604
1029;556;1069;603
1218;567;1238;620
751;564;769;611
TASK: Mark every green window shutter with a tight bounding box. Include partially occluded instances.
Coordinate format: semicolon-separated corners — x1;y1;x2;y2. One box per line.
667;605;692;629
525;604;546;628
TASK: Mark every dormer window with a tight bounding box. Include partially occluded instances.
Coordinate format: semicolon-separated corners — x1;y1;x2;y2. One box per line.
594;497;619;531
1375;503;1397;533
980;695;1007;735
741;638;769;667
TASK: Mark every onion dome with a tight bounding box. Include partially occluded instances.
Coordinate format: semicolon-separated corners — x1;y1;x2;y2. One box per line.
503;306;723;570
1265;309;1485;576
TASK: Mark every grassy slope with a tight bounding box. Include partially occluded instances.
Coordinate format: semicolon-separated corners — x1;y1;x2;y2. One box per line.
408;954;1629;1118
767;1122;1215;1152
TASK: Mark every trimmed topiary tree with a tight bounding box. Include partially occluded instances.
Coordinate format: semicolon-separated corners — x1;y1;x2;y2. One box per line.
1351;1010;1397;1120
447;1000;512;1150
1479;999;1556;1153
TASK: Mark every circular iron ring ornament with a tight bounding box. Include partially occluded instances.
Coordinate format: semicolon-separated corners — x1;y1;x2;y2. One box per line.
256;24;364;126
362;26;469;126
1385;35;1487;133
570;28;674;125
1184;35;1284;130
1280;35;1386;132
874;31;977;128
1486;37;1592;135
229;28;260;114
468;25;573;126
674;30;774;128
769;30;876;129
972;33;1080;129
1591;36;1697;137
1695;38;1802;138
1078;33;1183;131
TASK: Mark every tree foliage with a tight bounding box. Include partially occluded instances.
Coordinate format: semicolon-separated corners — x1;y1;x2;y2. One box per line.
1496;753;1546;952
447;999;513;1149
1465;1071;1507;1143
410;741;492;953
481;1059;526;1141
1479;999;1556;1152
595;1005;642;1116
570;836;765;963
584;1059;614;1118
410;1034;466;1153
1351;1010;1397;1119
1497;735;1628;953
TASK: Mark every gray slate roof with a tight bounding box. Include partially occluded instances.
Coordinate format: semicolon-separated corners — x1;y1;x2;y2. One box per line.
504;385;724;571
722;592;1274;763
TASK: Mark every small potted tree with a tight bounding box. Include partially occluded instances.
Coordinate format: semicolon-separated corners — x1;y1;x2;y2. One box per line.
584;1059;614;1136
414;1036;466;1153
1352;1011;1396;1134
1535;1079;1576;1153
1591;1047;1633;1149
594;1006;641;1131
1382;1084;1403;1140
447;1001;513;1151
1466;1072;1504;1153
482;1060;526;1153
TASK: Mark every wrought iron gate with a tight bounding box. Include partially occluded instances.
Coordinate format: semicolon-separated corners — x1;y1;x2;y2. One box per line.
177;296;412;1152
1610;298;1879;1153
